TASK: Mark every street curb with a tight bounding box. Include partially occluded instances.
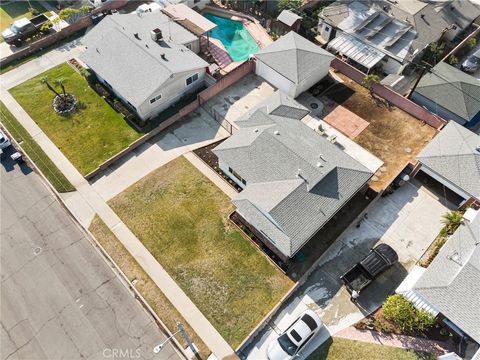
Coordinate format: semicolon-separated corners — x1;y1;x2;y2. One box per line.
0;124;191;360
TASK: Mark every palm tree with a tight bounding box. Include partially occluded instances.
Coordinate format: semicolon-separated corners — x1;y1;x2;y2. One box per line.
441;211;463;233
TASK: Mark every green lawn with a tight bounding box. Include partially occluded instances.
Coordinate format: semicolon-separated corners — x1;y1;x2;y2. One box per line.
10;63;141;176
307;338;435;360
109;156;293;348
0;101;74;193
0;1;48;33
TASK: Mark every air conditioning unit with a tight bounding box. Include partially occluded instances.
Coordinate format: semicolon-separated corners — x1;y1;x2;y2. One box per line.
151;28;163;42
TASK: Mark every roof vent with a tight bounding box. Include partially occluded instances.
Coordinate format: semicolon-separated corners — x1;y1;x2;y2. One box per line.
319;153;326;162
476;145;480;152
134;33;140;40
274;130;280;135
420;14;425;19
296;169;307;182
254;128;259;133
151;28;163;42
316;162;324;168
161;54;167;61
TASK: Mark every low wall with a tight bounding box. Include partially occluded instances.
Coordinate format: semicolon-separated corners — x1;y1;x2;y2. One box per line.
331;58;446;130
85;61;255;180
0;0;128;67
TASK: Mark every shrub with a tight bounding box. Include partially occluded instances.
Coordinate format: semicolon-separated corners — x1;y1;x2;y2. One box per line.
383;295;436;333
467;37;477;49
28;7;39;16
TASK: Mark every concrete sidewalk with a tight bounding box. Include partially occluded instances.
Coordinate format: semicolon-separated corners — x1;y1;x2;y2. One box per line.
1;55;236;360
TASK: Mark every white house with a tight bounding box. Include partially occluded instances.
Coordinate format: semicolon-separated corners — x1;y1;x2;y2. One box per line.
81;12;209;121
254;31;335;98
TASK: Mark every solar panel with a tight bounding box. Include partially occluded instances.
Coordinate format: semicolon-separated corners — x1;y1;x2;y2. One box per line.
384;25;412;48
365;16;393;39
353;11;380;32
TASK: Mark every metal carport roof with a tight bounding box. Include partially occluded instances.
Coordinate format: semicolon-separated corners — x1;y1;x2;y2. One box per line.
328;32;385;69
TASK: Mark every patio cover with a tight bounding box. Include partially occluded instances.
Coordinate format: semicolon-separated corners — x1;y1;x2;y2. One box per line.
328;32;385;69
163;4;216;36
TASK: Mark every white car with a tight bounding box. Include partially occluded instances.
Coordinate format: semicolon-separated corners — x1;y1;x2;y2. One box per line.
267;310;323;360
0;129;11;150
88;0;112;7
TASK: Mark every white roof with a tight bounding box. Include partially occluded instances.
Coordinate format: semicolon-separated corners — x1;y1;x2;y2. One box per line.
163;4;216;35
327;32;384;69
277;10;302;27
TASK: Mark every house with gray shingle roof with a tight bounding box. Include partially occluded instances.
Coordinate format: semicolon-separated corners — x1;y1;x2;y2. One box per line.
81;12;208;121
318;0;480;74
415;121;480;205
213;92;374;261
254;31;335;98
397;213;480;345
411;62;480;133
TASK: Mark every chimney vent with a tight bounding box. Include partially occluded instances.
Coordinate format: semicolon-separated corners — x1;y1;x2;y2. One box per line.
134;33;140;40
161;54;167;61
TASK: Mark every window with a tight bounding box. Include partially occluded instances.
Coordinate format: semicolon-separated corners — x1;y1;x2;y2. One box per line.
324;25;330;32
186;73;199;86
150;94;162;104
228;167;246;185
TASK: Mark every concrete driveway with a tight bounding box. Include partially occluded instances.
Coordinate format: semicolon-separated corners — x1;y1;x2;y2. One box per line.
91;107;229;201
242;181;452;359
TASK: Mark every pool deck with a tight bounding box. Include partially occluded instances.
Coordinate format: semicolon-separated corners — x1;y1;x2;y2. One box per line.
202;7;272;73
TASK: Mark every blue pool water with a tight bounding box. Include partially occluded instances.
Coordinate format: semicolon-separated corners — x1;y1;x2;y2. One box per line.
204;13;260;62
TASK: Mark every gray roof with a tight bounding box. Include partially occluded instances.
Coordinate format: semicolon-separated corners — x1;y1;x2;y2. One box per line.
277;10;302;27
414;62;480;122
417;121;480;200
213;92;373;258
80;12;208;108
321;0;480;62
414;215;480;343
254;31;335;84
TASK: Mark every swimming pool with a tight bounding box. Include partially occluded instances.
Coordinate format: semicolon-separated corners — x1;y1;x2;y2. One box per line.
204;13;260;62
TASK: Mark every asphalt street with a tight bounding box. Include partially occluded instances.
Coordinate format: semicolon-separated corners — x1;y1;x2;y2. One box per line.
0;151;181;360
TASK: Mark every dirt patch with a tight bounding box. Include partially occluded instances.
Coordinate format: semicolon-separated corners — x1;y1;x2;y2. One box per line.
323;74;437;192
193;140;242;192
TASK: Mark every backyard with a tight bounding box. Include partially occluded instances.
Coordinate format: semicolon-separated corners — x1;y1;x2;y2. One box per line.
10;63;141;175
108;156;293;347
307;338;435;360
323;74;437;192
0;1;48;33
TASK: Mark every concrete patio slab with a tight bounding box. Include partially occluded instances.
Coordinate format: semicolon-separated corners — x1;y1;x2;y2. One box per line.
202;74;275;126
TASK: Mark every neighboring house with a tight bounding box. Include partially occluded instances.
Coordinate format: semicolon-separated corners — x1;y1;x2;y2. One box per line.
414;121;480;206
275;10;302;34
411;62;480;133
318;0;480;74
254;31;335;98
396;213;480;345
81;12;209;121
213;92;374;262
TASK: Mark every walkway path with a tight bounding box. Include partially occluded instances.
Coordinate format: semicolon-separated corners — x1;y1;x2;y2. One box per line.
184;151;238;199
335;327;454;356
0;41;236;360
